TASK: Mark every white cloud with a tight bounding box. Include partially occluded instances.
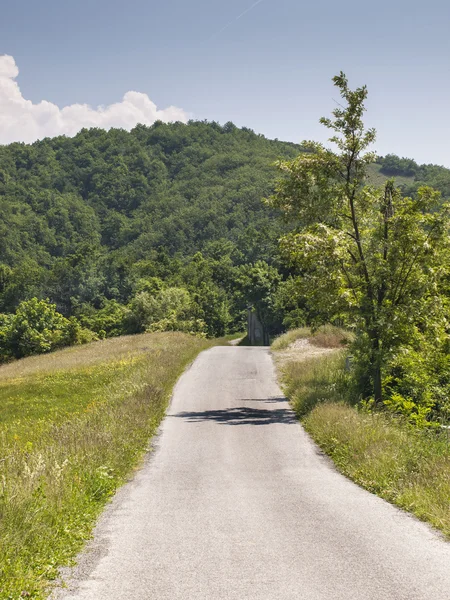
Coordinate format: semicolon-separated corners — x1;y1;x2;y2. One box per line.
0;55;188;144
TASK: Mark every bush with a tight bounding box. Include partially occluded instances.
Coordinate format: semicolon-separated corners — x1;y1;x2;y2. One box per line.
383;343;450;426
128;287;207;336
77;300;130;338
0;313;13;361
0;299;97;360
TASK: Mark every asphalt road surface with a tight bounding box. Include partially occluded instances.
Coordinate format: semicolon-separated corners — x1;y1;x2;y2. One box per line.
57;346;450;600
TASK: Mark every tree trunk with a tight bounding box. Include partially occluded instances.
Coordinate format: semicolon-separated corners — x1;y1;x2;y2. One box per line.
371;334;383;404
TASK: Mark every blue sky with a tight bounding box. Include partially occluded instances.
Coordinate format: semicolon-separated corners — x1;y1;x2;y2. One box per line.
2;0;450;165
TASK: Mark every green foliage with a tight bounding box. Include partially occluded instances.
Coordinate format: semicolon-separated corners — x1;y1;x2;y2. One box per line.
0;299;96;360
235;260;282;334
383;343;450;425
377;154;450;199
0;121;302;342
379;154;418;177
269;72;450;419
0;313;13;362
273;277;307;329
128;287;207;336
76;300;130;338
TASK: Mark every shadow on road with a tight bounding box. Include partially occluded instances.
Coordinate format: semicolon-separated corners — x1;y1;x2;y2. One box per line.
172;403;296;426
240;397;289;404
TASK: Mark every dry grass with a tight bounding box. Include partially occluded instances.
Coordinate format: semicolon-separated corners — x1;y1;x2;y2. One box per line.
309;325;354;349
0;334;161;380
271;325;353;352
271;328;311;351
0;332;214;599
304;403;450;537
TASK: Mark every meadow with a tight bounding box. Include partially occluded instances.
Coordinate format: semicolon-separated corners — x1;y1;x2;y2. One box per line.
0;332;215;599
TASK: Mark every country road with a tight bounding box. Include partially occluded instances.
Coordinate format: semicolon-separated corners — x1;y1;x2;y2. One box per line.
56;346;450;600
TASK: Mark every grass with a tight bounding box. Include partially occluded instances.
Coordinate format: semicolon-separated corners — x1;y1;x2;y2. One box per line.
366;163;415;188
271;325;353;351
272;338;450;539
304;404;450;537
0;332;216;600
282;351;347;416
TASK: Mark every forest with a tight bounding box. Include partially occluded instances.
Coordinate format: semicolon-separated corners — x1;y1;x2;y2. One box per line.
1;114;450;425
0;120;302;354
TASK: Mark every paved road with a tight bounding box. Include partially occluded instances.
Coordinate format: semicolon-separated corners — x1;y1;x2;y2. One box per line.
57;346;450;600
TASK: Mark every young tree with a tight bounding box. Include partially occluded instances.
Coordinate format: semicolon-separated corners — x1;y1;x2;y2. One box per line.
269;73;450;403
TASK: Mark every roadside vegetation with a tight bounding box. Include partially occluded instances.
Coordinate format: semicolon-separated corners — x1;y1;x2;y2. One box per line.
271;325;353;351
0;332;216;600
304;402;450;537
269;73;450;426
273;339;450;538
270;72;450;540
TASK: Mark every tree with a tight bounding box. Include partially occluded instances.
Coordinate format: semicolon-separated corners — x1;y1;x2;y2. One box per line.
269;73;450;404
3;298;74;358
235;261;282;336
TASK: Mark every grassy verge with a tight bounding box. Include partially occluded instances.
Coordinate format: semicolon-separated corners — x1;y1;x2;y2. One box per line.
273;343;450;539
282;351;347;416
0;332;215;599
304;404;450;537
272;325;353;351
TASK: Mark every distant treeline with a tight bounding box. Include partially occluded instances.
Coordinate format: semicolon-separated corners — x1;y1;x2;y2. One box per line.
377;154;450;196
0;121;303;357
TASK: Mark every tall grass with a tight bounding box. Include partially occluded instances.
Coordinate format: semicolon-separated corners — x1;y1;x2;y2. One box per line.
283;351;348;416
0;332;213;599
271;325;353;351
273;344;450;538
304;404;450;537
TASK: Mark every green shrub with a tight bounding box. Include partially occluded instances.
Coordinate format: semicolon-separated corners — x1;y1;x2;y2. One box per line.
77;300;130;338
383;343;450;426
0;313;13;361
128;287;207;336
0;299;97;360
5;299;72;358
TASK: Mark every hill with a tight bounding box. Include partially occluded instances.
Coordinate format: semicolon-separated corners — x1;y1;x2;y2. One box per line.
1;121;450;346
0;121;300;326
368;154;450;197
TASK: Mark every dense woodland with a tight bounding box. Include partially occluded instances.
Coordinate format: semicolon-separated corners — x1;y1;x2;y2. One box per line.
1;116;450;425
0;121;302;351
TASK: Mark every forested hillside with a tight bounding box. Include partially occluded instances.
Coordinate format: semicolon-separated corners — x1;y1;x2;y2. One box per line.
376;154;450;197
1;118;450;361
0;121;303;353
